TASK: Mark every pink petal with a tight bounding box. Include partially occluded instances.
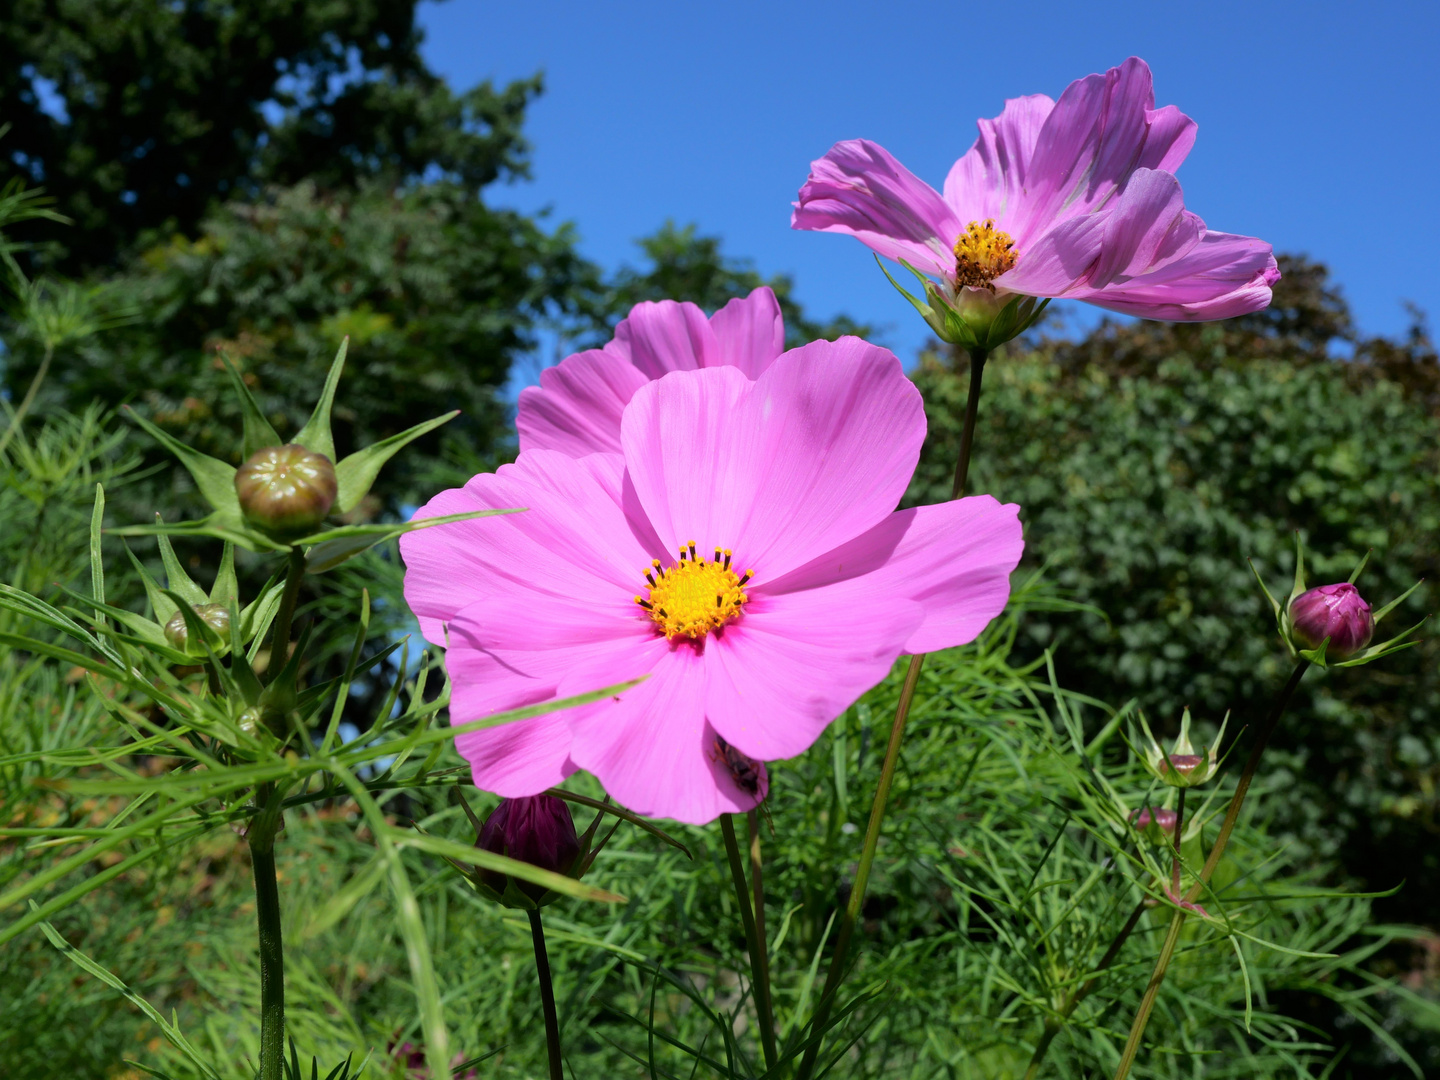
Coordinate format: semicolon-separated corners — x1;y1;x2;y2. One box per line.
791;138;962;277
613;299;719;379
703;585;921;761
1076;230;1279;320
943;93;1055;229
621;338;925;580
445;593;665;797
1085;169;1204;288
997;213;1108;297
565;648;763;824
759;496;1024;655
1017;58;1197;243
708;286;786;377
517;349;650;455
400;450;658;644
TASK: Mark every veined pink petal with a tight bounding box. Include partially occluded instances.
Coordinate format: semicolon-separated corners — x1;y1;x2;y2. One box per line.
1075;230;1279;320
1085;169;1204;288
621;337;925;579
565;649;763;824
759;497;1024;655
996;213;1108;297
708;287;786;377
703;587;921;761
614;299;720;379
791;138;962;277
944;94;1055;230
1014;58;1197;243
399;450;657;643
444;591;665;796
517;349;649;455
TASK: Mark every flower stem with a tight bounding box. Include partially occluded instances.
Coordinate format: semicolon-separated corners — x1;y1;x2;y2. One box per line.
248;786;286;1080
1022;897;1148;1079
1111;660;1310;1080
267;548;306;681
747;811;777;1062
1171;787;1187;897
951;348;988;500
721;813;778;1070
527;908;564;1080
797;345;989;1080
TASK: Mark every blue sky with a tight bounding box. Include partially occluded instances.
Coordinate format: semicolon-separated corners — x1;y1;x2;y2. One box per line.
418;0;1439;363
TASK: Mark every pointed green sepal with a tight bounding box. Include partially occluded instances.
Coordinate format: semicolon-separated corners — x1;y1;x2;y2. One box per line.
1372;578;1425;626
154;523;209;606
293;338;348;463
218;353;283;460
302;508;522;573
122;405;242;524
333;410;460;514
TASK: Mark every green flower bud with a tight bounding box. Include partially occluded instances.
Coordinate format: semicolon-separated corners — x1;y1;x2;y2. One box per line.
234;443;337;538
163;603;231;655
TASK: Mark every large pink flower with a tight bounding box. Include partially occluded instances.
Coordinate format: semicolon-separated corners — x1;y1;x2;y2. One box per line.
517;286;785;457
402;340;1023;824
793;57;1277;324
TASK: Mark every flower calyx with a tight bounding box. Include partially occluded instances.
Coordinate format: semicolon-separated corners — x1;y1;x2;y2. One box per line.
1134;708;1228;788
118;339;472;571
873;253;1047;352
1251;533;1428;668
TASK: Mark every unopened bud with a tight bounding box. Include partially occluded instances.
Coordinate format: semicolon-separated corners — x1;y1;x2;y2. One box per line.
476;795;580;904
1130;806;1177;846
234;443;337;538
1288;582;1374;660
164;602;231;654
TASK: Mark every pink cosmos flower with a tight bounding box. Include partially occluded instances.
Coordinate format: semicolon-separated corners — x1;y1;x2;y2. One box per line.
792;57;1278;326
517;286;786;457
402;340;1024;824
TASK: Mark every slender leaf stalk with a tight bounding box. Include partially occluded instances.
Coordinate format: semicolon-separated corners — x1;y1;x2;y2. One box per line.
797;346;988;1080
747;810;776;1065
721;813;778;1070
1111;660;1310;1080
0;342;53;457
527;908;564;1080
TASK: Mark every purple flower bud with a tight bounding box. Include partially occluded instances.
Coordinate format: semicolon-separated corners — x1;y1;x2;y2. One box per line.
163;602;231;653
1130;806;1178;846
476;795;580;903
234;443;337;538
1289;582;1374;660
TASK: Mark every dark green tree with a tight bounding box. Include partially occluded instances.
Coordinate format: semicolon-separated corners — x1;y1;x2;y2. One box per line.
0;0;538;271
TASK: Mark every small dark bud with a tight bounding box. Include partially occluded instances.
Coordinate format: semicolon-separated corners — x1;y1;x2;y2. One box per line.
164;602;231;654
1130;806;1177;846
234;443;337;538
476;795;580;904
1289;582;1374;660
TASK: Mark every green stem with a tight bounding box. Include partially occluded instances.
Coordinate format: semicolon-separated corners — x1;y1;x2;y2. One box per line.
249;788;285;1080
267;548;305;682
950;348;988;500
797;345;989;1080
721;814;777;1070
527;908;564;1080
747;811;776;1066
0;341;54;458
1111;660;1310;1080
1171;787;1187;898
1022;898;1148;1079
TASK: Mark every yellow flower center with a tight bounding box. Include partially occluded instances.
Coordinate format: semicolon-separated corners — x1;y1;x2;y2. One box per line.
953;219;1017;291
635;542;752;641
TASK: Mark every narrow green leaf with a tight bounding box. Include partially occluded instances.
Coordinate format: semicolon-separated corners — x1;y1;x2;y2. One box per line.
333;410;460;514
398;830;626;903
1372;578;1425;625
303;508;522;573
89;483;106;625
109;514;289;553
124;542;178;625
294;337;348;462
121;405;242;523
1289;531;1307;602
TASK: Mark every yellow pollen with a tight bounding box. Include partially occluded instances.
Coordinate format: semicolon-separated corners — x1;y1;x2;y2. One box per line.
634;542;752;640
952;219;1018;291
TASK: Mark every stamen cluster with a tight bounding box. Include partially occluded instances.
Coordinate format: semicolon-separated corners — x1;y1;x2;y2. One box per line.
952;219;1018;291
636;542;752;640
